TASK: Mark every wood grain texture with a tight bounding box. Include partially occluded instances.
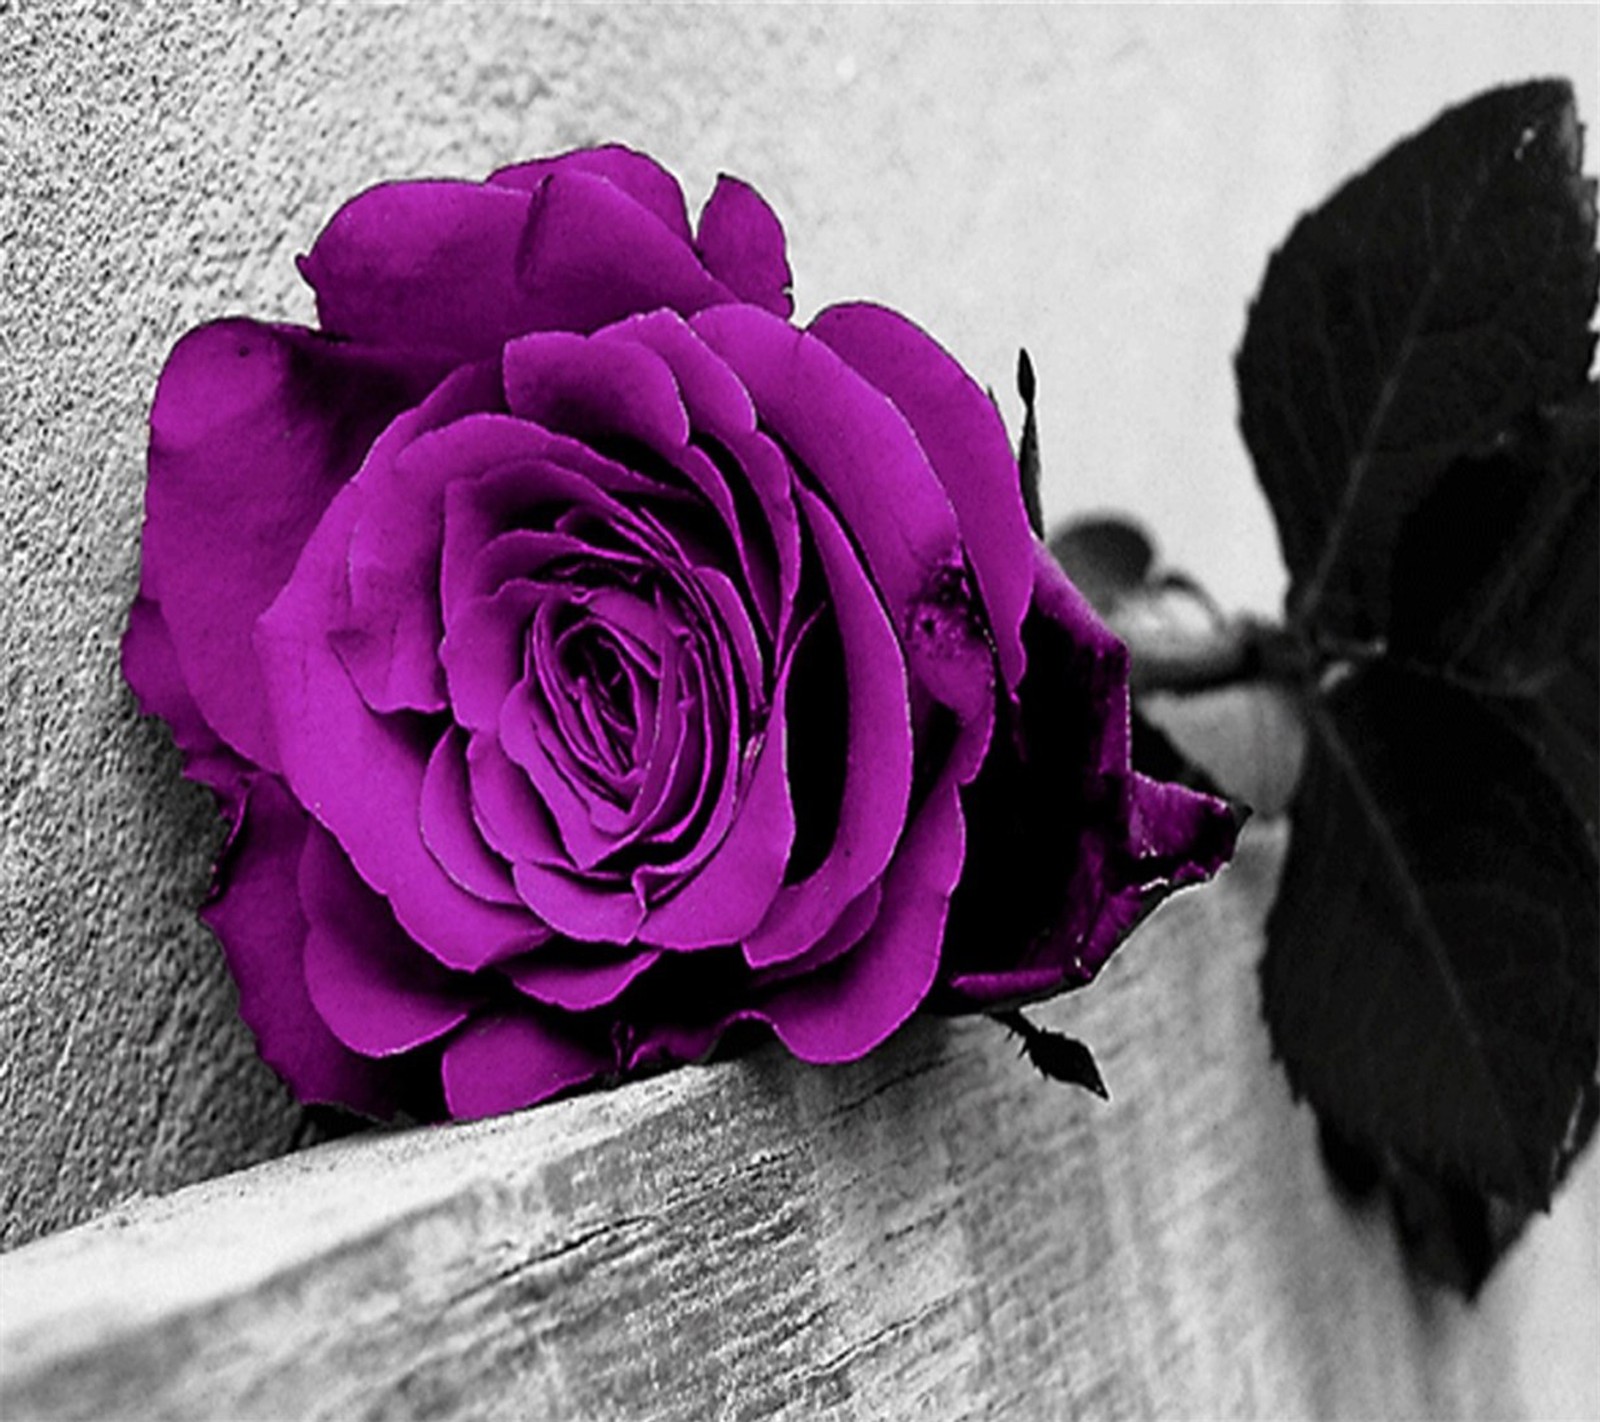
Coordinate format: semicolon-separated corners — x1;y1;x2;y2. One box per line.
4;823;1595;1421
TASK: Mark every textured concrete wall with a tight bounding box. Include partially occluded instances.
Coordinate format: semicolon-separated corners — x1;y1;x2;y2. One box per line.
2;0;1594;1249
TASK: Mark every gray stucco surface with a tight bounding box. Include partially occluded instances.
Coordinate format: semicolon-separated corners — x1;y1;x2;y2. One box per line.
3;1;1595;1249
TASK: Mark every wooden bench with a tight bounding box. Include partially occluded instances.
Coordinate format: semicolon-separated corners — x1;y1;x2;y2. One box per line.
4;822;1594;1420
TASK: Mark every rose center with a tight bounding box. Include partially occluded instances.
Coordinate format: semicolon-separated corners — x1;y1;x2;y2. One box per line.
558;625;642;775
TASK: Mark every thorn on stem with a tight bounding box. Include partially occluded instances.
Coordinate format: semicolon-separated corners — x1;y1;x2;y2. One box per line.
992;1009;1110;1100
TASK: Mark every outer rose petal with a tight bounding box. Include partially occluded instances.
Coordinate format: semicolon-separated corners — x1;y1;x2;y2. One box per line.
122;596;250;809
140;318;443;768
200;776;395;1117
333;361;506;715
490;145;695;242
442;1011;614;1120
763;780;961;1061
810;302;1033;692
299;825;482;1057
514;170;735;336
501;946;662;1011
299;181;533;360
1126;773;1242;887
696;175;794;318
934;547;1239;1011
301;173;733;360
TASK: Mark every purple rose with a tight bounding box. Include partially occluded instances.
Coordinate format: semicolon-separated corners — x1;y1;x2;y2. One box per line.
124;146;1235;1120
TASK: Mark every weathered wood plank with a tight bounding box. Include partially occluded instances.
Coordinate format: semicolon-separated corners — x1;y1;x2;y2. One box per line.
3;823;1595;1420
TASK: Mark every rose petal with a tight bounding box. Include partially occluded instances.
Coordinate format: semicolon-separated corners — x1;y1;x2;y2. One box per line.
503;330;690;453
331;361;505;715
460;528;642;610
301;172;733;358
696;174;794;318
693;565;766;710
537;617;649;794
624;1015;728;1076
516;170;735;333
627;756;968;1071
442;581;546;735
634;638;725;854
761;764;964;1062
419;728;522;905
506;590;672;849
513;857;646;944
638;636;797;948
501;674;619;870
692;305;964;641
602;311;757;439
464;731;569;868
811;302;1033;693
300;181;536;360
931;549;1127;1000
141;318;440;768
1126;772;1241;884
200;777;395;1116
256;485;542;971
605;312;802;646
439;429;673;625
501;945;662;1010
744;488;912;965
934;545;1237;1012
122;595;250;808
747;881;883;982
941;966;1066;1007
300;824;481;1057
1059;771;1239;987
491;145;694;243
578;634;696;851
903;567;999;733
441;1010;613;1119
1029;547;1131;773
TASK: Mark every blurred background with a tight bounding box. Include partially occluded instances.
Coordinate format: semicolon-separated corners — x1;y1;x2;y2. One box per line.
2;0;1594;1273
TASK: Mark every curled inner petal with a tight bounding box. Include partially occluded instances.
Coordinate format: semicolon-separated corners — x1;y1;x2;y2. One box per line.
745;487;913;965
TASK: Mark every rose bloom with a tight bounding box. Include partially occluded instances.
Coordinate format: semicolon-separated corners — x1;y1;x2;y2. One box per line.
124;146;1236;1120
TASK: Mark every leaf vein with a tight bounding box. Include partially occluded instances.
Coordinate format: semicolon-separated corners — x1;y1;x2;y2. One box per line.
1306;695;1531;1188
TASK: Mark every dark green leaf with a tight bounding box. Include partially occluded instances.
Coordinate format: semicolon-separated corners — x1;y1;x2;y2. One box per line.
1390;389;1598;690
1391;390;1599;854
1262;663;1598;1209
1315;1114;1384;1203
1317;1058;1548;1296
1490;658;1600;855
1236;79;1598;642
1385;1160;1536;1299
